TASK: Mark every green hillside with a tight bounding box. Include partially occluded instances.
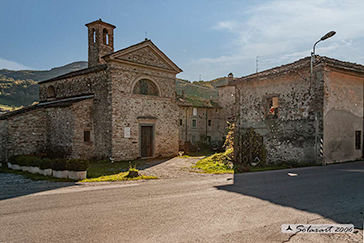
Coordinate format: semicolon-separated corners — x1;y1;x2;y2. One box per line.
0;61;88;82
0;62;88;108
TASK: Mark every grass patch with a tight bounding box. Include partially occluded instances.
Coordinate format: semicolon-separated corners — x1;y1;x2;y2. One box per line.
0;158;158;182
191;149;234;174
84;159;157;182
81;172;157;182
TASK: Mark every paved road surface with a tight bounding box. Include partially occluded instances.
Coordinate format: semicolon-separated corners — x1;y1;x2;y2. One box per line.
0;160;363;243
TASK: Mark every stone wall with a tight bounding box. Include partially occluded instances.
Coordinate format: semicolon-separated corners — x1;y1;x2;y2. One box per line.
233;64;322;164
0;120;8;162
6;108;47;158
179;106;223;146
323;67;364;163
71;98;95;159
39;68;112;159
45;106;74;158
109;62;179;160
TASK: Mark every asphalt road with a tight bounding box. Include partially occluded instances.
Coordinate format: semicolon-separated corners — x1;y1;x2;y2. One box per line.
0;161;363;243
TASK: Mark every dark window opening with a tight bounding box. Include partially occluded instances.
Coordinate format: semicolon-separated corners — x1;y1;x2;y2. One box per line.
180;119;183;126
355;131;361;150
133;79;159;96
208;120;211;126
103;29;109;45
84;131;91;143
207;136;211;143
46;86;56;98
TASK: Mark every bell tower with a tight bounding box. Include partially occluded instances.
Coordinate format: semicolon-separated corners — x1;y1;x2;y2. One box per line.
85;19;116;67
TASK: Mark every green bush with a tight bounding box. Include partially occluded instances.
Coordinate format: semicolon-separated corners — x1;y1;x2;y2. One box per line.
8;155;16;164
25;156;39;167
40;158;52;170
15;156;28;166
52;158;67;171
66;159;89;171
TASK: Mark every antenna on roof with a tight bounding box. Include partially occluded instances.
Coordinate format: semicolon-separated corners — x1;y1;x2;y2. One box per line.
145;31;148;40
256;56;260;73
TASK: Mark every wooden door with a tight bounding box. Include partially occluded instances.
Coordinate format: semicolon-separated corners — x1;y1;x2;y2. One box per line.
141;126;153;157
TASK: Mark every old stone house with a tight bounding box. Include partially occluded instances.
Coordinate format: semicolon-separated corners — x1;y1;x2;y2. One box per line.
228;56;364;165
176;73;237;149
0;19;182;161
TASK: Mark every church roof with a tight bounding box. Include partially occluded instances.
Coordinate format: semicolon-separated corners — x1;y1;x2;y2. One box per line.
85;19;116;29
39;64;107;84
103;39;183;73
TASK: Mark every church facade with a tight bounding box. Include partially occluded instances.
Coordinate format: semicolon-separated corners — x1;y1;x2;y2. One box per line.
0;19;182;161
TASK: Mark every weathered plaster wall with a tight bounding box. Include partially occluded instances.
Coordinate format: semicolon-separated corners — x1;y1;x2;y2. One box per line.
323;68;364;163
109;62;179;160
235;67;322;164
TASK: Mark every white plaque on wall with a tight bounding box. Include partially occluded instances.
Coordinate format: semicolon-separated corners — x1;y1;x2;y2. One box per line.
124;127;131;138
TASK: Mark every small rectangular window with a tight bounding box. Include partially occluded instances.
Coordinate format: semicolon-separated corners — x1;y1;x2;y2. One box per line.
84;130;91;142
180;119;183;126
208;120;211;126
192;119;197;128
207;136;211;143
355;131;361;150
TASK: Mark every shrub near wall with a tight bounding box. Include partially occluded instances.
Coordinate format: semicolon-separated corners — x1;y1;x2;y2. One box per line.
67;159;89;180
39;158;53;176
52;159;68;179
6;156;89;180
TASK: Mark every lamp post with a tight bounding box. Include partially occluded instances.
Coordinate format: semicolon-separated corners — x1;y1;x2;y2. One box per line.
310;31;336;82
311;31;336;164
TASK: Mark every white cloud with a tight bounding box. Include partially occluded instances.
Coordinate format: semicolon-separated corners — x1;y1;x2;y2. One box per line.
0;57;33;70
181;0;364;80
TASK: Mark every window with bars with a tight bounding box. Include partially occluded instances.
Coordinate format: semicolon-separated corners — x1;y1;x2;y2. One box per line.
192;119;197;128
355;131;361;150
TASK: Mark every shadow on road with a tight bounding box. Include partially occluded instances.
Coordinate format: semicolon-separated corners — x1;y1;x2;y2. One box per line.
0;172;76;201
216;161;364;228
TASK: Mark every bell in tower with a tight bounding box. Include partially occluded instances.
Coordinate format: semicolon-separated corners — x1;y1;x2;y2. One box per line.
85;19;116;67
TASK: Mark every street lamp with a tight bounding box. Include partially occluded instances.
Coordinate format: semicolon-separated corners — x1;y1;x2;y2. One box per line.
310;31;336;80
310;31;336;164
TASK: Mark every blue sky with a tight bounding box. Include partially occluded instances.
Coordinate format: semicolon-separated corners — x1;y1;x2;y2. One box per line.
1;0;364;81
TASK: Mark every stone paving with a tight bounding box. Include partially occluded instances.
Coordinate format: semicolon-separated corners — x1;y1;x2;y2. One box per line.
138;156;219;179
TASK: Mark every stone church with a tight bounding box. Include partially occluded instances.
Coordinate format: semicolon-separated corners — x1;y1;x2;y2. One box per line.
0;19;183;161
